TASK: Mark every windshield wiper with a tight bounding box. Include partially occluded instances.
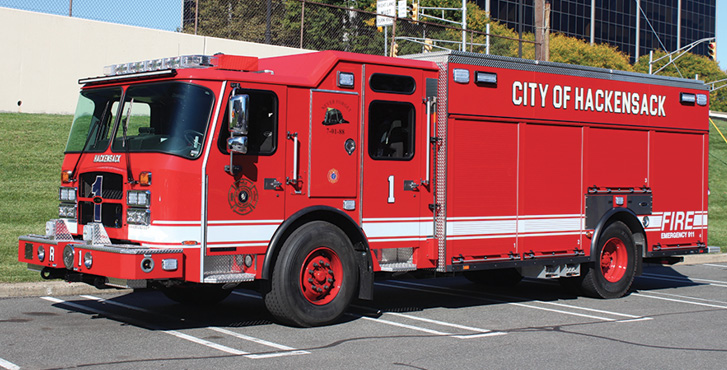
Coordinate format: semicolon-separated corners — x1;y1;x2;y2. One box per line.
70;101;110;181
122;98;137;184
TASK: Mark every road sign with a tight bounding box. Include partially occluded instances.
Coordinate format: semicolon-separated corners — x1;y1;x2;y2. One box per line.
398;0;407;18
377;0;395;27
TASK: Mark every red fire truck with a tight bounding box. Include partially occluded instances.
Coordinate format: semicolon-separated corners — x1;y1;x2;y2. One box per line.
19;50;709;327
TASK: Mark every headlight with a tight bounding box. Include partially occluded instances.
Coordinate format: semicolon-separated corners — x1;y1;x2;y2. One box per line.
59;204;77;218
59;187;77;202
127;190;150;207
127;209;150;225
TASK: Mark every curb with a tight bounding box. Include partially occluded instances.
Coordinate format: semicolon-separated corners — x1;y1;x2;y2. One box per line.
0;281;130;299
2;254;726;299
676;253;727;266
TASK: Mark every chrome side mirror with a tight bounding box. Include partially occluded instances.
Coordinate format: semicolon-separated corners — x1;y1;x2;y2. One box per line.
227;136;248;154
225;93;249;175
229;94;249;136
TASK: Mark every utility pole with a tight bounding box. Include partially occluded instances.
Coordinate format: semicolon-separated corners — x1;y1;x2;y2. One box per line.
544;1;550;61
518;0;523;58
266;0;272;44
635;0;641;62
590;0;595;44
535;0;551;61
535;0;543;60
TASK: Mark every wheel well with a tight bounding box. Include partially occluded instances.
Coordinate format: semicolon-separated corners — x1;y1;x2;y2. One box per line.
590;208;646;274
261;206;371;287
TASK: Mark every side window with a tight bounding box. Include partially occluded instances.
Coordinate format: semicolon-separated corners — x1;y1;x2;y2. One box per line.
368;100;415;160
218;89;278;155
369;74;416;94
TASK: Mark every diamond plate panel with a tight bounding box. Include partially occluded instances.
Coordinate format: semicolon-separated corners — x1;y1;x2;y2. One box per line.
47;219;74;242
435;61;448;272
204;254;247;276
82;222;111;245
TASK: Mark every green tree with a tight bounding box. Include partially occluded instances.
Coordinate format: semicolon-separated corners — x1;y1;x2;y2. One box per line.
188;0;298;46
634;50;727;112
548;34;633;71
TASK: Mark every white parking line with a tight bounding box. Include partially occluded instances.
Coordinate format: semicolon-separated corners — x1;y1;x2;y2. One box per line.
209;327;309;357
632;292;727;310
350;314;453;336
231;291;262;299
379;280;643;322
642;291;727;305
704;264;727;268
163;330;247;355
535;301;645;319
42;296;246;356
80;295;306;358
386;311;504;335
351;304;506;339
640;273;727;288
43;296;306;359
0;357;20;370
81;295;156;314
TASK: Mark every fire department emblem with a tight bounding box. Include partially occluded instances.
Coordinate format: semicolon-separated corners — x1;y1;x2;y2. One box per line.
327;168;339;184
228;179;258;215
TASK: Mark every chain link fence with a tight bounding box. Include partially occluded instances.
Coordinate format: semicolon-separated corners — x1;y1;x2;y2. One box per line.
1;0;531;58
183;0;531;57
0;0;182;31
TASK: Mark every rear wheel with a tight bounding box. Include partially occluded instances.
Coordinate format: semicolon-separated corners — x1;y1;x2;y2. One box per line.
264;221;358;327
580;221;637;299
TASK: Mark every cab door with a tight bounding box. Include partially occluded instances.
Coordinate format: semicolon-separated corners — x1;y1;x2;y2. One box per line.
203;84;287;282
361;67;433;269
308;89;360;200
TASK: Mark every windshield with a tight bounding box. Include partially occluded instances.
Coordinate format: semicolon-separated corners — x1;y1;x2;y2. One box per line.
111;82;215;159
65;87;122;152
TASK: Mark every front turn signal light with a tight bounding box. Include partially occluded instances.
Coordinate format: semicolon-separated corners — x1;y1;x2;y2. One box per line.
139;171;152;186
61;170;73;183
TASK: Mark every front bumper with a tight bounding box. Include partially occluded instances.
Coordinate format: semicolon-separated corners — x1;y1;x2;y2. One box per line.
19;221;184;288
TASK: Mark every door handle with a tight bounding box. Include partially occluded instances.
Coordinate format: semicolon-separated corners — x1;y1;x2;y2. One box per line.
286;131;299;185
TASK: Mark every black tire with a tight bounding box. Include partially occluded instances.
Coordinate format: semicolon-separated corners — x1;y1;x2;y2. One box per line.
464;268;522;287
161;283;232;305
264;221;358;327
580;221;637;299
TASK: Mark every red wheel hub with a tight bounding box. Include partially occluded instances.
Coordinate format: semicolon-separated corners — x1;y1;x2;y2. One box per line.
300;247;343;305
600;237;628;282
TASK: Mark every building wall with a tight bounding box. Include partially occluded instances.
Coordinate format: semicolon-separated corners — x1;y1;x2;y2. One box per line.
0;7;310;115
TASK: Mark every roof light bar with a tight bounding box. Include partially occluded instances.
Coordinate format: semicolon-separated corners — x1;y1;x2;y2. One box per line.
79;69;177;85
103;55;216;77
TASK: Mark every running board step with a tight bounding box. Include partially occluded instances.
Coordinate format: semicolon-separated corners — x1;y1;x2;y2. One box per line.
379;262;417;272
203;273;255;283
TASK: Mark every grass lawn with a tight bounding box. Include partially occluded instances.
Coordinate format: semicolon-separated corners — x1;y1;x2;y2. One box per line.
708;116;727;251
0;113;725;283
0;113;71;282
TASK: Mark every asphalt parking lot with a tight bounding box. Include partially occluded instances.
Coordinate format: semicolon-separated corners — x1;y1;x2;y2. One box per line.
2;262;727;370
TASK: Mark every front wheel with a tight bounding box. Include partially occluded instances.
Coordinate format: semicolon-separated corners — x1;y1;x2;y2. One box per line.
264;221;358;327
580;221;637;299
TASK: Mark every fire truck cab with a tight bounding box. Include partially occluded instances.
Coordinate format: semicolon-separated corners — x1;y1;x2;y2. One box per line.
19;50;709;327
